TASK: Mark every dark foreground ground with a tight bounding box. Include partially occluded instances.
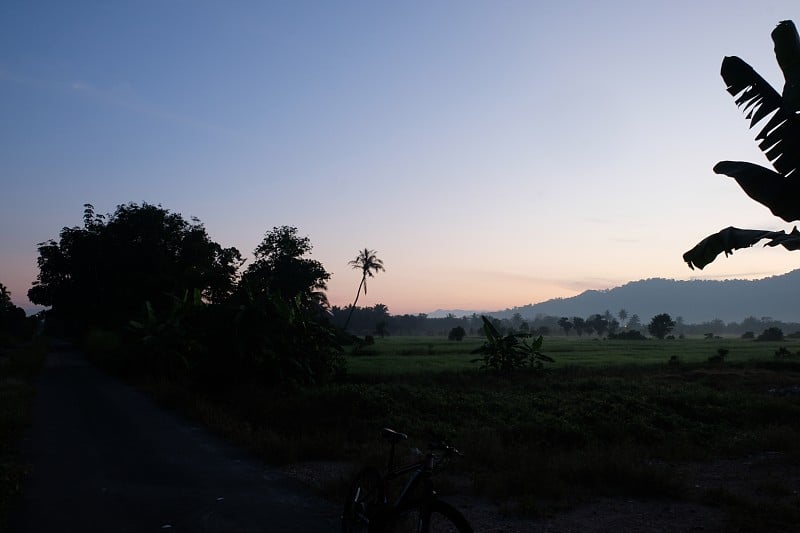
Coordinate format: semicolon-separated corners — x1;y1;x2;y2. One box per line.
9;343;339;532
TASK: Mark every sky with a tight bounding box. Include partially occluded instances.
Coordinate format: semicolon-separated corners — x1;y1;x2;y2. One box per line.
2;0;800;316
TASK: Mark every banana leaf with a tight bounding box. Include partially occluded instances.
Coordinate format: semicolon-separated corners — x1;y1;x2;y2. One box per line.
721;27;800;178
683;226;800;270
713;160;800;222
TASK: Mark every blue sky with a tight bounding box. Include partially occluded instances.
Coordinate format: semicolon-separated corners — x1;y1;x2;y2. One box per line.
2;1;800;315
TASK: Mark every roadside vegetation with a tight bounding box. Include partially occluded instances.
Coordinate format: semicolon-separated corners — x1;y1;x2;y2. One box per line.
0;284;45;532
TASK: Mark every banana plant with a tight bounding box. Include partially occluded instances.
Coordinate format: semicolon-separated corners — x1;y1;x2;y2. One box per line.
683;20;800;270
471;315;553;373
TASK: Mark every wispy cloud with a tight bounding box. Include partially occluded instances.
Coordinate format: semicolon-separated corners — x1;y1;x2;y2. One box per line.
1;67;240;137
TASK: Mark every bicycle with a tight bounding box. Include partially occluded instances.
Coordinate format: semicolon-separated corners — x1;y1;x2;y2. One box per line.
341;428;474;533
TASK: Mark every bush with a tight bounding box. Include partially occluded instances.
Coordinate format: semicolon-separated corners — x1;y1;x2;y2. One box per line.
742;331;755;339
448;326;466;341
757;327;784;342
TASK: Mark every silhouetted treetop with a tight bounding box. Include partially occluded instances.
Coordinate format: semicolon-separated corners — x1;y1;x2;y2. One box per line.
240;226;330;309
29;203;242;334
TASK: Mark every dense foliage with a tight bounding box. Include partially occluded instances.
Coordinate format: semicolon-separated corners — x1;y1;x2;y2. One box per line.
29;204;241;335
647;313;676;340
30;204;343;387
757;326;785;342
239;225;330;310
448;326;466;341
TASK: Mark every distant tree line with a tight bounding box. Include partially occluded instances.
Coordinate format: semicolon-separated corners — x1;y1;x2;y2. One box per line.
334;305;800;340
679;316;800;338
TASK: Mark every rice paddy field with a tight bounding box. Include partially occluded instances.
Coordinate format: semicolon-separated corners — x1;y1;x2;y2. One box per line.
344;335;800;374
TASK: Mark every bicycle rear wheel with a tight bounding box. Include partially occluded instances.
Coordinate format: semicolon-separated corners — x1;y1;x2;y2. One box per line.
342;466;384;533
389;500;473;533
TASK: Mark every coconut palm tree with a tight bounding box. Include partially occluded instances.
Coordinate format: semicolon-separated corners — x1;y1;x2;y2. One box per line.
683;20;800;270
343;248;385;331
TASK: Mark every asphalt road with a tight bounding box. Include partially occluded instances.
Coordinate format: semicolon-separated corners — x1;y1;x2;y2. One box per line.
10;343;339;532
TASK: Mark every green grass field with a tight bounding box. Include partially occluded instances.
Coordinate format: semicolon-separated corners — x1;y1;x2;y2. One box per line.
138;334;800;530
345;335;800;374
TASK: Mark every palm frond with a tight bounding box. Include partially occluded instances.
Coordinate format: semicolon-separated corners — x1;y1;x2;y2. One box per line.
683;226;800;270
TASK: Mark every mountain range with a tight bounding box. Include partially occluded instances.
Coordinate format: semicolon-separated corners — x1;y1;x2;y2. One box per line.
429;269;800;324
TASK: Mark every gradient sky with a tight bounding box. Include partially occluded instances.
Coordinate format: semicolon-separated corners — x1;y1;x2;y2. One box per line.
3;1;800;315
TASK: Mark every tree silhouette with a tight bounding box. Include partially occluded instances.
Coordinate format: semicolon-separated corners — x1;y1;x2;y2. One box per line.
587;314;609;337
572;316;586;337
684;20;800;269
29;203;241;335
448;326;466;341
343;248;384;331
647;313;676;340
240;226;330;311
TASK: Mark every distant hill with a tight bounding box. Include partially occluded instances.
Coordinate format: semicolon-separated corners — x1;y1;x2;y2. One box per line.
429;270;800;324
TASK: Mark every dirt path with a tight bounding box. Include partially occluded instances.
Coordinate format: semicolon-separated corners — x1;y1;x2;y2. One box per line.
9;343;339;532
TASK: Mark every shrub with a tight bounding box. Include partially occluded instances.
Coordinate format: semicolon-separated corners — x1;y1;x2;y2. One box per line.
448;326;466;341
757;327;784;342
742;331;755;339
471;315;553;373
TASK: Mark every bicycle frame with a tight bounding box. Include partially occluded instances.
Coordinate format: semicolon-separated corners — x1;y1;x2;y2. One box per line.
343;429;472;533
382;440;438;514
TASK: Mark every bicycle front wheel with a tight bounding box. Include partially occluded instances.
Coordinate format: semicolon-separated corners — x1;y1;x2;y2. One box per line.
342;466;384;533
391;500;473;533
